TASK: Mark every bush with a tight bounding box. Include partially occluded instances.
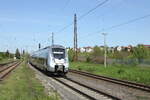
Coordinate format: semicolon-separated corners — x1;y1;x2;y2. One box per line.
117;69;125;74
68;49;74;62
92;46;103;57
0;52;8;59
132;45;150;63
112;51;131;59
0;57;2;61
86;56;91;62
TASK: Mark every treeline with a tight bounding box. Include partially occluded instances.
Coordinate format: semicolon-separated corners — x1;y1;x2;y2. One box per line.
0;50;13;61
0;48;25;61
68;45;150;65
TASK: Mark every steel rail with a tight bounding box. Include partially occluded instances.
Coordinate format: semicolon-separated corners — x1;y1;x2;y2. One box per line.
53;77;97;100
0;61;21;80
0;62;18;73
0;61;16;67
69;69;150;92
64;77;121;100
30;63;121;100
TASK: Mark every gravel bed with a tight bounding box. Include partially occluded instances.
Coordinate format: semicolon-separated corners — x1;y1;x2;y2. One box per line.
28;64;90;100
67;72;150;100
57;77;114;100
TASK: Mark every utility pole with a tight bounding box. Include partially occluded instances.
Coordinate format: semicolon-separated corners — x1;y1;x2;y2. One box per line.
102;33;107;67
52;32;54;45
75;14;78;61
73;14;78;61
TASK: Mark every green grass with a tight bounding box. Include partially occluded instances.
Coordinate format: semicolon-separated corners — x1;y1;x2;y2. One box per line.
0;61;60;100
0;58;14;64
70;62;150;85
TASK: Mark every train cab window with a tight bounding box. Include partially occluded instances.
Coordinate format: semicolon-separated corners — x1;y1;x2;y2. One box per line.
53;53;64;59
52;48;65;59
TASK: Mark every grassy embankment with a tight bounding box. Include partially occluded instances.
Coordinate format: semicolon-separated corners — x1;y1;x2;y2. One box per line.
0;58;14;64
70;62;150;85
0;52;14;64
0;61;60;100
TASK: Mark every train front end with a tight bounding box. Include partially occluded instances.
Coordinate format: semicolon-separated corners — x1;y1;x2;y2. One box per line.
49;46;69;74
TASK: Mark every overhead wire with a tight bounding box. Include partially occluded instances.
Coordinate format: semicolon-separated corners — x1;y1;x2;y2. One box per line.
78;0;109;20
62;0;71;11
56;0;110;33
79;13;150;40
98;14;150;32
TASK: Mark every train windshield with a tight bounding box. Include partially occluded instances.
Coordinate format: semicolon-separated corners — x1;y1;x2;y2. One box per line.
52;48;65;59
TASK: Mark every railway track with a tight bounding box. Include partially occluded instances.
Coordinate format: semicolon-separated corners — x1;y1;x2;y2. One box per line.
29;63;150;100
69;69;150;92
53;76;121;100
30;63;121;100
0;61;17;72
0;61;15;67
0;61;21;80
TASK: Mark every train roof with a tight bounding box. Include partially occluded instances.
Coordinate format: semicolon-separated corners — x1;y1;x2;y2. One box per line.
43;45;65;49
30;45;66;56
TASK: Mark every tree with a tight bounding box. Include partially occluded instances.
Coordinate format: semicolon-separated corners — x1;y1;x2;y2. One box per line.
68;48;74;62
132;45;150;63
23;50;25;55
92;46;103;57
15;48;21;59
112;51;131;59
90;46;104;64
5;50;10;58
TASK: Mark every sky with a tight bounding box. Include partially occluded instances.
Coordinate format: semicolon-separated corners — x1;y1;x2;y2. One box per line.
0;0;150;53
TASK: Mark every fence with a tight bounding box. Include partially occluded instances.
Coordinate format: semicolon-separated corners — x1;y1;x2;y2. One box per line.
107;59;150;66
